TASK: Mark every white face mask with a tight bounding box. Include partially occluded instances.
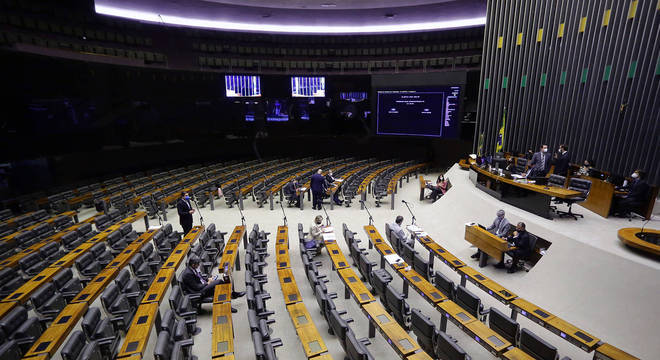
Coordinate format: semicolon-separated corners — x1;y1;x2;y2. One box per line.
542;148;548;153
631;173;639;179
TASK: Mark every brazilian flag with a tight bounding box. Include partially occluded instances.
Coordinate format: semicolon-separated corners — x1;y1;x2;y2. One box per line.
495;107;506;153
477;132;485;157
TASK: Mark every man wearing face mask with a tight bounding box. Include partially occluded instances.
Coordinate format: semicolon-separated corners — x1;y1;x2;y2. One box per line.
177;191;195;235
181;256;244;314
552;144;570;176
471;209;510;260
614;169;650;216
495;222;531;273
527;144;551;177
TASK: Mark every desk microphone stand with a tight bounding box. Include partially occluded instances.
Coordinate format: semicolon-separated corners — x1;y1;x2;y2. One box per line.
192;197;204;227
360;200;374;225
236;199;246;226
401;199;416;225
321;204;331;226
279;201;288;227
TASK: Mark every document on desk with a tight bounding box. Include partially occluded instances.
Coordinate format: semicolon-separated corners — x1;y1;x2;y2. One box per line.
322;226;334;233
406;225;422;233
384;254;405;265
322;233;336;241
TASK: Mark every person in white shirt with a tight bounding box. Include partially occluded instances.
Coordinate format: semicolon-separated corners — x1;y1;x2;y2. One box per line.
390;215;411;246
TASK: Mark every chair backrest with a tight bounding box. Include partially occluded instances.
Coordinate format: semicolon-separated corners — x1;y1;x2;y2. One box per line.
89;242;106;258
168;286;184;313
346;330;373;360
81;307;102;339
106;231;121;245
358;252;373;280
52;267;74;289
31;283;56;310
328;309;350;347
160;309;176;334
528;235;538;255
206;223;216;236
455;285;482;318
434;331;468;360
384;284;408;325
369;269;391;297
75;252;94;270
411;308;436;350
520;328;558;360
413;253;430;279
162;223;172;235
568;178;591;196
433;271;455;299
0;306;27;335
61;330;86;360
153;330;174;360
115;268;131;290
547;174;566;187
349;242;362;264
120;224;132;236
61;232;79;246
19;252;42;270
40;242;59;257
401;242;416;265
101;283;120;311
489;307;519;344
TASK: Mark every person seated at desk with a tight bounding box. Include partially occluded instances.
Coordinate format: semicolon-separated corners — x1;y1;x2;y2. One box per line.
181;256;245;313
504;158;516;172
471;209;510;259
390;215;411;246
527;144;551;177
425;175;449;202
324;169;342;206
283;178;301;207
552;144;570;176
305;215;326;253
576;159;594;176
494;222;531;273
613;169;650;217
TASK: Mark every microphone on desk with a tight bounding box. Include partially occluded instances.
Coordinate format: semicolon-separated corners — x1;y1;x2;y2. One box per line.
401;200;408;203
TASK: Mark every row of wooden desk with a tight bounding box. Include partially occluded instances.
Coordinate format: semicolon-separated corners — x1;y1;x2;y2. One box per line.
321;226;432;360
404;224;638;359
275;225;331;359
384;163;428;209
116;225;205;359
0;210;79;247
211;225;245;360
21;221;159;359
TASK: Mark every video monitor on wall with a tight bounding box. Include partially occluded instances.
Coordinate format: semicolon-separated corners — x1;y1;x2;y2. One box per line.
340;91;368;102
376;87;461;138
266;99;289;121
225;75;261;97
291;76;326;97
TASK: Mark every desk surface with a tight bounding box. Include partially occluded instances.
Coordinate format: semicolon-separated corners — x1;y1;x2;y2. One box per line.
406;352;433;360
275;247;290;270
464;319;511;355
142;268;175;304
471;165;582;198
594;343;639;360
213;283;233;304
162;243;190;269
438;300;477;327
212;302;234;358
286;302;328;358
546;316;600;351
71;267;119;304
24;302;89;357
118;302;159;358
464;225;510;262
278;268;302;305
398;267;447;303
418;235;465;270
617;227;660;256
338;267;375;305
3;267;62;304
361;301;420;357
0;301;17;322
501;347;536;360
325;242;349;270
48;242;95;268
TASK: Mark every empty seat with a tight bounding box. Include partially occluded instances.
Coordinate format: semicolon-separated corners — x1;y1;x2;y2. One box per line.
168;285;200;335
106;230;127;255
0;305;44;354
383;284;411;330
119;223;138;243
433;271;456;300
128;253;155;289
15;231;37;249
81;307;120;360
0;340;21;360
411;308;437;355
0;268;25;297
89;242;113;267
18;252;46;277
77;223;97;241
62;231;83;251
140;242;162;268
30;283;66;323
434;330;469;360
455;285;489;321
489;307;519;344
520;328;559;360
114;268;144;307
75;252;103;283
100;283;135;331
345;330;374;360
251;330;283;360
369;268;392;297
39;241;65;263
61;330;102;360
52;267;83;303
94;215;111;231
153;329;194;360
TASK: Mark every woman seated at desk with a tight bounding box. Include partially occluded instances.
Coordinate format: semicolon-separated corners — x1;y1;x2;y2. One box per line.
425;175;449;202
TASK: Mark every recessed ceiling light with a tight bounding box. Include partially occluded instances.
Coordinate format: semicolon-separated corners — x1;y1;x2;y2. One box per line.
320;3;337;8
385;13;396;19
262;13;271;18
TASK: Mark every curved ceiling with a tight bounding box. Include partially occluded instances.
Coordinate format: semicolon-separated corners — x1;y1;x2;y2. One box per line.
95;0;486;34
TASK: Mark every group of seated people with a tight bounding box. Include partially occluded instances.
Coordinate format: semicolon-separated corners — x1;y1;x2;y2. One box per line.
471;209;532;273
284;169;342;208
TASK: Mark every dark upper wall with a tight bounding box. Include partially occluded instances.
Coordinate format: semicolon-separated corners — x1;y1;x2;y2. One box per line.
475;0;659;184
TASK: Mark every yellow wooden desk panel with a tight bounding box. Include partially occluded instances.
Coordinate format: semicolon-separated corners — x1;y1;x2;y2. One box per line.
3;267;62;304
380;321;421;356
71;267;119;304
438;300;477;327
49;243;94;268
287;302;313;329
594;343;639;360
546;316;600;351
464;225;510;262
0;301;18;322
23;354;50;360
212;302;234;358
311;354;333;360
407;351;433;360
117;354;142;360
213;283;233;304
502;347;536;360
510;298;556;323
325;242;350;270
464;320;511;355
479;279;518;303
275;247;290;270
180;226;204;245
276;226;288;247
278;268;302;305
162;243;190;269
142;268;175;304
398;267;447;303
457;266;490;284
24;302;88;357
296;323;328;358
338;268;375;304
118;302;159;357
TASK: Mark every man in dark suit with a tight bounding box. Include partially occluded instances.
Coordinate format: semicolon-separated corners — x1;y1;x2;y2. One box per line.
283;178;300;207
494;222;531;273
177;191;194;235
552;144;570;176
180;256;244;313
527;144;551;177
614;169;650;216
324;169;342;206
310;169;325;210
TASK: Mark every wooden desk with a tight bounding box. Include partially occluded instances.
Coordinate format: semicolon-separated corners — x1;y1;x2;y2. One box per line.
501;347;536;360
419;176;427;201
545;316;599;352
3;267;62;304
275;247;290;270
310;354;334;360
286;302;328;358
71;268;119;304
594;343;640;360
469;165;582;219
463;319;511;356
406;352;433;360
142;268;175;304
438;300;477;330
276;226;288;247
162;243;190;269
456;266;517;304
509;298;555;325
398;267;447;304
118;302;160;358
337;267;375;305
277;268;302;305
0;301;18;321
23;302;88;357
617;227;660;256
361;302;421;357
464;225;511;266
213;283;233;304
416;235;465;271
212;302;234;358
325;242;349;270
109;247;141;269
580;176;616;217
49;243;94;268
